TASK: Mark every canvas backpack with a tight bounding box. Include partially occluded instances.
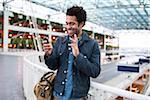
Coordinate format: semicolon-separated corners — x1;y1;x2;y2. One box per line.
34;72;56;100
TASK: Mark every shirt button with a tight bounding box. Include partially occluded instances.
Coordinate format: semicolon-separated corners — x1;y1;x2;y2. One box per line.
68;47;71;50
65;78;67;82
59;93;63;96
68;61;71;64
63;70;67;74
61;81;65;85
59;53;62;55
84;56;87;58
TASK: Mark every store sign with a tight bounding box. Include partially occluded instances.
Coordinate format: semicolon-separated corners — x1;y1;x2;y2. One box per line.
118;65;139;73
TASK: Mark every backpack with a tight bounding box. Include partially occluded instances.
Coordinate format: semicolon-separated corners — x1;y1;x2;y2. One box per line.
34;72;56;100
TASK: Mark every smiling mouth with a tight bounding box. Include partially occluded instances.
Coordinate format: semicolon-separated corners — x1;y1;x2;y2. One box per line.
67;30;74;34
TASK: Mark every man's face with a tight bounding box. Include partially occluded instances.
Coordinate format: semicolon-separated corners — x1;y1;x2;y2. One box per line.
66;15;83;37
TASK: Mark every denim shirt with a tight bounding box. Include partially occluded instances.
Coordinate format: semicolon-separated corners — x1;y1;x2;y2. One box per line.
45;33;101;98
53;49;74;100
53;36;84;100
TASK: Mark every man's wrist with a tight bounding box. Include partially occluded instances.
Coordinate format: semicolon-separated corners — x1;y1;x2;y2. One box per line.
74;52;79;58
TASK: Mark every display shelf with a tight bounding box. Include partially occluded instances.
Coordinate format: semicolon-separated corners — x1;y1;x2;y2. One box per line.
94;33;104;49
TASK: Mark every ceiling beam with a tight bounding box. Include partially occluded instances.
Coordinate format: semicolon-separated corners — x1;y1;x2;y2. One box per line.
127;0;148;26
95;4;150;9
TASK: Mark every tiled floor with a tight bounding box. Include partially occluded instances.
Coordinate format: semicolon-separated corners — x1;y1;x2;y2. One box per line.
0;55;25;100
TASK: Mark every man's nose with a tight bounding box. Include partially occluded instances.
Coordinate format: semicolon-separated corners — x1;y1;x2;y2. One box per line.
66;25;71;29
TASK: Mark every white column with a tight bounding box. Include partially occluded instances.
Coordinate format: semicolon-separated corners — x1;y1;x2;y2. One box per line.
104;35;106;51
3;4;9;52
48;24;52;48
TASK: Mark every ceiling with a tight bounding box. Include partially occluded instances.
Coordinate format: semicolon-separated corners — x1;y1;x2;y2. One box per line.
9;0;149;30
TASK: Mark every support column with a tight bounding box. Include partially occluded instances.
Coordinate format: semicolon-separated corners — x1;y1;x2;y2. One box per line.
3;3;9;52
48;24;52;48
104;35;106;51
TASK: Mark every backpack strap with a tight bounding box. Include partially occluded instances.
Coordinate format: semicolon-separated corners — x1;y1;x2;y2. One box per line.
40;72;56;85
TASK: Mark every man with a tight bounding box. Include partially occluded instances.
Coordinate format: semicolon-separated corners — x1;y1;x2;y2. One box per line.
44;6;101;100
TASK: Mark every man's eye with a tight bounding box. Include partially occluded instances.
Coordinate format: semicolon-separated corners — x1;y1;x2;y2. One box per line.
70;23;75;25
66;22;75;26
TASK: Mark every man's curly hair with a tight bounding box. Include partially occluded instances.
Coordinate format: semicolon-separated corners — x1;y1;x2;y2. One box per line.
66;6;87;26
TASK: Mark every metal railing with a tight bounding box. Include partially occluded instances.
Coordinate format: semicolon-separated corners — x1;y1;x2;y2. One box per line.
23;53;50;100
89;82;150;100
23;53;150;100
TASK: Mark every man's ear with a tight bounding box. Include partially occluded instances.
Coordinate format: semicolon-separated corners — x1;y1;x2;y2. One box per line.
79;22;84;27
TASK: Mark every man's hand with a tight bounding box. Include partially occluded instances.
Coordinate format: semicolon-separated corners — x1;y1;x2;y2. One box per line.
68;34;79;57
43;41;53;56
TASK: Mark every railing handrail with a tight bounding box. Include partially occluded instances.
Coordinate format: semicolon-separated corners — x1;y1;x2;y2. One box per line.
91;81;150;100
24;54;49;72
23;54;150;100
